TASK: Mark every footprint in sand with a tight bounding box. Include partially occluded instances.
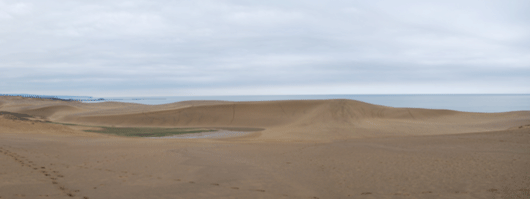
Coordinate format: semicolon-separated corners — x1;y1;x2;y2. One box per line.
1;147;85;199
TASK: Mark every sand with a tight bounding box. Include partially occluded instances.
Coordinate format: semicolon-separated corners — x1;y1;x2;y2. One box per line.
0;96;529;199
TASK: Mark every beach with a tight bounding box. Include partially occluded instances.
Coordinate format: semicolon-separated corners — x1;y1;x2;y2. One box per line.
0;96;529;199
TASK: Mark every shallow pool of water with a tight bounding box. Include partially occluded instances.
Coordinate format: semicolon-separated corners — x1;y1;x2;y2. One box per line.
148;130;251;139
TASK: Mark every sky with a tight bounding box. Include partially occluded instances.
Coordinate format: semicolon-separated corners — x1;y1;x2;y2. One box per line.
1;0;529;97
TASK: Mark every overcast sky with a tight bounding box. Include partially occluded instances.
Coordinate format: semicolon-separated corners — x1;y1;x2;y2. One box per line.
1;0;529;97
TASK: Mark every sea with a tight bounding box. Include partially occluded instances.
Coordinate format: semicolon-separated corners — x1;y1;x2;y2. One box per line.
79;94;530;113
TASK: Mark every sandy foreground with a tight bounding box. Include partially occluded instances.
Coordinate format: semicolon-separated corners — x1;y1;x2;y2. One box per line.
0;96;529;199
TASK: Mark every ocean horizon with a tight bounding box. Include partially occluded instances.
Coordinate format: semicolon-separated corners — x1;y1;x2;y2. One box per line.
73;94;530;113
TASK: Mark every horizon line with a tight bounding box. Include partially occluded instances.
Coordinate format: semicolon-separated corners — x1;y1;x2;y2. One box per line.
2;93;530;98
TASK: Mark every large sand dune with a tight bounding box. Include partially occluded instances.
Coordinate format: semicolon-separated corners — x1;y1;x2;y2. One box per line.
50;99;530;141
0;96;529;198
19;105;84;120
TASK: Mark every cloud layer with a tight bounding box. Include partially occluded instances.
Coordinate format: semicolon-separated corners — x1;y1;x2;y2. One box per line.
1;0;529;96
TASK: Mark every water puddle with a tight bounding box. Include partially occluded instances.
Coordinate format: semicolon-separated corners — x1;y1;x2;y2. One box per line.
148;130;252;139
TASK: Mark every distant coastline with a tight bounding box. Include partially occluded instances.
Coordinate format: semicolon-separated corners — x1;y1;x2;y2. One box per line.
0;94;165;102
0;94;105;102
2;94;528;113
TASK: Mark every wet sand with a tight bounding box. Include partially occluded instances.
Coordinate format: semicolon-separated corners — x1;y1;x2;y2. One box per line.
148;130;253;139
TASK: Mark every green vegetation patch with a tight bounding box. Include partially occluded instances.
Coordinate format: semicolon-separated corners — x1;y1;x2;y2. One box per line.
0;111;33;121
83;127;215;137
45;121;219;137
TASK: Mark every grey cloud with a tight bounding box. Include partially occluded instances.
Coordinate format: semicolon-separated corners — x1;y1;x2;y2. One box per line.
0;0;529;96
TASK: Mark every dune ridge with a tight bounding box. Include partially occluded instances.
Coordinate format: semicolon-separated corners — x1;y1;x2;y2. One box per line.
19;105;83;120
46;99;530;141
1;96;529;141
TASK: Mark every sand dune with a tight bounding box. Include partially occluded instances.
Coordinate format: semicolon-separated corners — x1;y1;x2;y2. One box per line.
64;100;325;127
1;115;529;199
68;100;234;118
1;96;529;199
50;99;530;141
2;96;529;141
19;105;83;120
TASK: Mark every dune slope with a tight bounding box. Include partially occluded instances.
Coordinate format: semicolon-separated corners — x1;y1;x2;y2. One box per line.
1;96;529;199
19;105;83;120
50;99;530;141
1;96;529;141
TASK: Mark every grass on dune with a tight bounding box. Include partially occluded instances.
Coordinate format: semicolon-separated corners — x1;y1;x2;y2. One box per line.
45;122;215;137
83;127;215;137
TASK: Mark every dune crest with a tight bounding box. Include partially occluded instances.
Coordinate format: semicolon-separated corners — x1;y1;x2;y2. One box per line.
1;96;529;141
46;99;529;141
20;105;83;120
